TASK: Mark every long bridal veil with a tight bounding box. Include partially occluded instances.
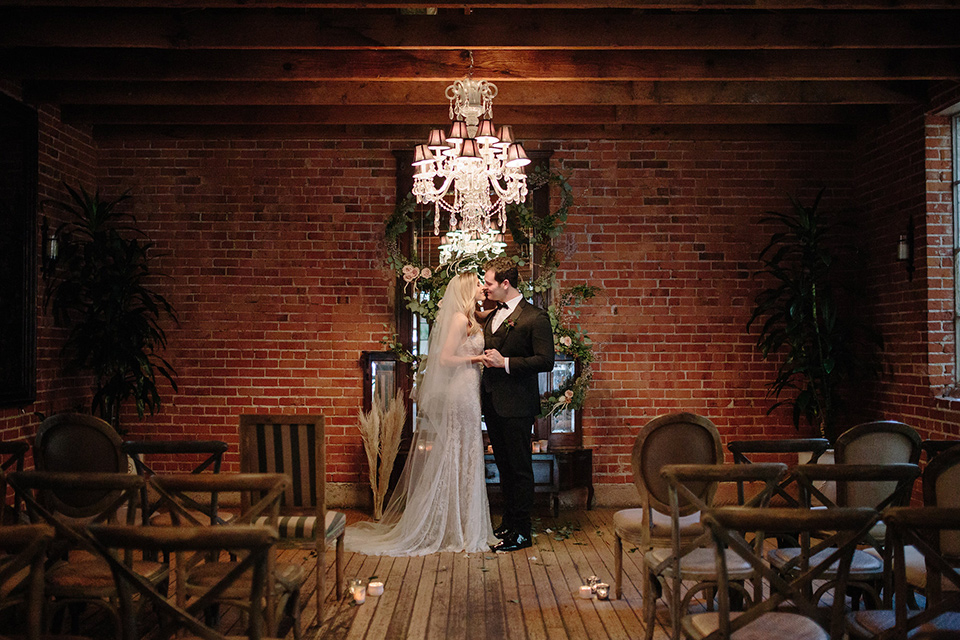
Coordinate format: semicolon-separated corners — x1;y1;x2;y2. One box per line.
346;279;491;555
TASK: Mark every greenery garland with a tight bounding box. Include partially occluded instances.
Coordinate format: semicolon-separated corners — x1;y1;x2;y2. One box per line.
381;167;597;417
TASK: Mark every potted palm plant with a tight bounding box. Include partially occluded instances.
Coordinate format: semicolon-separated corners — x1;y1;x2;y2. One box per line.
44;184;177;432
747;190;882;444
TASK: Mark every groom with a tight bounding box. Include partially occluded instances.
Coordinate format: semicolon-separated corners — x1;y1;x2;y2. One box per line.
481;256;555;552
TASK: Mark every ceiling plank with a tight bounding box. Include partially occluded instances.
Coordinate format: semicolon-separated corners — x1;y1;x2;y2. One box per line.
60;103;883;125
4;48;960;81
29;80;925;106
3;8;959;50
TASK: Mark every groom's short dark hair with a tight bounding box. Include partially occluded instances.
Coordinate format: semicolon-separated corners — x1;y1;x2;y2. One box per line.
484;256;519;288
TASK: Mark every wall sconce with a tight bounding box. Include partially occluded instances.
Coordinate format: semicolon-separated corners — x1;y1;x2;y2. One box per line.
41;216;59;277
897;216;914;281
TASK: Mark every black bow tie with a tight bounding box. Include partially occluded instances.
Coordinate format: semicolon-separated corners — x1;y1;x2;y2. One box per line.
496;302;508;310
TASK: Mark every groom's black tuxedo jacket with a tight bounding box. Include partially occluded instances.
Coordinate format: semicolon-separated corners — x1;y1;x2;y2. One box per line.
482;298;555;418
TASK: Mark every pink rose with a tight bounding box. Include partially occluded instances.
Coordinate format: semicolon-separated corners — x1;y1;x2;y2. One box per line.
403;273;416;283
420;267;432;278
402;264;418;277
560;336;573;347
564;390;574;399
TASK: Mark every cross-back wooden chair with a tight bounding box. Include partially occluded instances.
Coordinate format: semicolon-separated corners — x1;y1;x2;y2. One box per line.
89;523;280;640
921;440;960;462
149;473;300;640
238;415;345;628
654;462;788;640
1;440;29;525
612;413;724;635
846;507;960;640
686;506;879;640
769;463;920;609
727;438;830;506
0;524;56;640
122;439;230;527
10;470;168;638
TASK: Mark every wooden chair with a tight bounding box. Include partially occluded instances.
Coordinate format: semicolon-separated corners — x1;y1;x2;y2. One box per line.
768;463;920;609
727;438;830;507
685;506;879;640
846;507;960;640
90;523;281;640
655;462;788;640
612;413;723;631
35;413;128;478
921;440;960;462
149;473;299;640
123;439;230;527
0;524;56;640
1;440;29;524
884;444;960;609
238;415;346;627
834;420;922;515
10;471;169;638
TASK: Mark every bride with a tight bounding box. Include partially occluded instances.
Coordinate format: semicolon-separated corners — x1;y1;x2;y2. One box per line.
345;272;496;556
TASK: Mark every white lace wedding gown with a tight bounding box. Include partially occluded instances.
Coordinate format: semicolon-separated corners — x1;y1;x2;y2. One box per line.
345;332;496;556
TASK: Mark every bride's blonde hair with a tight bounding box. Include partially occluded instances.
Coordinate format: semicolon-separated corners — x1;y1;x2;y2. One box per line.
448;272;481;335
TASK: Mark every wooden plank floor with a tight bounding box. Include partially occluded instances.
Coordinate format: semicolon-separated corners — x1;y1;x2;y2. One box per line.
307;508;672;640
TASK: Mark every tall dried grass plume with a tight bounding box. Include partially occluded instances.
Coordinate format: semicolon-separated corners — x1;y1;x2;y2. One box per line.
357;389;406;520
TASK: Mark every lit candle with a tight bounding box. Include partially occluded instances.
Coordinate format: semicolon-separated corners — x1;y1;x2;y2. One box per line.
352;585;366;604
367;581;384;596
348;579;367;604
579;585;593;599
532;442;541;453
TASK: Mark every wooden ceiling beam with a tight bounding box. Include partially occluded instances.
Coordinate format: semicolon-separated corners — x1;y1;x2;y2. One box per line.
4;8;959;50
60;103;883;125
93;122;857;142
29;80;925;106
5;48;959;81
4;1;960;10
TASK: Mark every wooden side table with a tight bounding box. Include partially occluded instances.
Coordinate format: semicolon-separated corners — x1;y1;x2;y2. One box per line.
484;448;594;516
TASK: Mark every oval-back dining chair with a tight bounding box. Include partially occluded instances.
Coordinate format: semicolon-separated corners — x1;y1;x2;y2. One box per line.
34;412;128;519
612;412;723;627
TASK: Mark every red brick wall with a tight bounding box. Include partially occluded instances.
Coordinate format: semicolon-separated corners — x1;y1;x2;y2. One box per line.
854;83;960;440
548;138;853;485
92;136;399;484
87;131;852;497
20;93;960;504
0;102;97;447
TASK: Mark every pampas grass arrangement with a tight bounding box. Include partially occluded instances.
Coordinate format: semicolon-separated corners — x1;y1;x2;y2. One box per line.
357;389;406;520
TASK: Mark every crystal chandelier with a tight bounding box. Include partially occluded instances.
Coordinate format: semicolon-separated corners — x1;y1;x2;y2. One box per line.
411;70;531;243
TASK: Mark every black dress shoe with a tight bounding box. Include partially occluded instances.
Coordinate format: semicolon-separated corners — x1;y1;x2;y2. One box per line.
491;532;532;552
493;524;512;539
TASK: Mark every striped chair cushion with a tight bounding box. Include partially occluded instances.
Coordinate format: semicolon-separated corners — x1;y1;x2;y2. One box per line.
255;510;345;542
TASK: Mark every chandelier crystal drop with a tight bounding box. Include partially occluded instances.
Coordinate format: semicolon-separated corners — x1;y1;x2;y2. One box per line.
411;75;531;245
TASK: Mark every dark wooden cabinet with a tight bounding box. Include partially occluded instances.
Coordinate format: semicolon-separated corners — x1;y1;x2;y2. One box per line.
484;448;593;516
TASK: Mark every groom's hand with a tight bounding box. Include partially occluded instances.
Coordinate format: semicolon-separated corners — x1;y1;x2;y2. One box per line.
482;349;505;368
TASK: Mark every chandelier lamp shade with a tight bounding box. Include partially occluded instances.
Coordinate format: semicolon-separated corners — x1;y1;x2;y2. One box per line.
411;75;531;241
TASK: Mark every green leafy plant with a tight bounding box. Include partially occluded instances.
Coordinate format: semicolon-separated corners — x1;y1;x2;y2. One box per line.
747;190;881;444
44;184;177;432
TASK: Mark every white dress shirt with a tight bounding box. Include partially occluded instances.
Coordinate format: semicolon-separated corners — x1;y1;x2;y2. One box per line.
491;294;522;373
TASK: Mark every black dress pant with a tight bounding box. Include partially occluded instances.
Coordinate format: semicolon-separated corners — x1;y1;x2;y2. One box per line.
482;387;535;536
